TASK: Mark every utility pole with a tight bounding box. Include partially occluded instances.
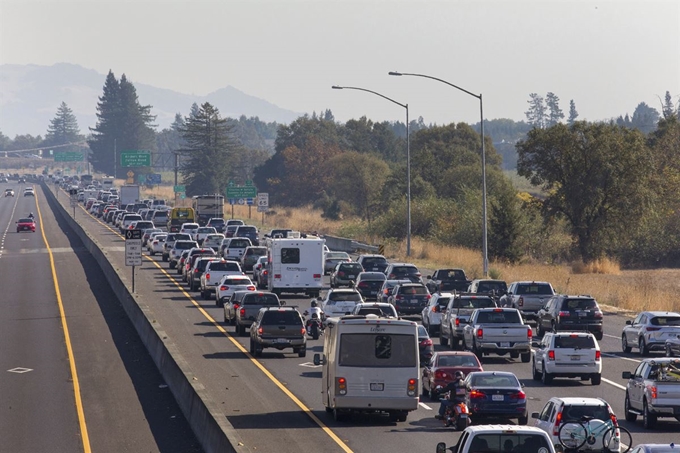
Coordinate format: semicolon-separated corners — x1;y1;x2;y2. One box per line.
114;138;117;179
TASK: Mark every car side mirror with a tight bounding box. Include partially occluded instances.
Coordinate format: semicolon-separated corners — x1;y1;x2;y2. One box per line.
625;320;632;325
280;301;286;306
313;353;325;366
622;371;632;379
426;275;432;280
436;443;447;453
531;412;540;419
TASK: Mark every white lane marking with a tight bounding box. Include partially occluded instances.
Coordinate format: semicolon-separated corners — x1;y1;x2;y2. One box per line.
0;190;21;259
7;367;33;374
604;333;620;339
419;402;432;410
602;377;627;391
602;352;641;364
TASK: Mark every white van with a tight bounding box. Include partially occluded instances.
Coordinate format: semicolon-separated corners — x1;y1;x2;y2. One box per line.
267;237;324;297
313;315;420;422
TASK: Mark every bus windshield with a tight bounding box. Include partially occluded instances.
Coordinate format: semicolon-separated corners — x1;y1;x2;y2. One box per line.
339;333;417;368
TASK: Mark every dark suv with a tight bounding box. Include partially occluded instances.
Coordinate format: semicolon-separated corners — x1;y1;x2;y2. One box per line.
249;307;306;357
536;295;604;340
357;254;388;273
384;263;422;283
388;283;431;316
353;272;387;300
235;225;259;246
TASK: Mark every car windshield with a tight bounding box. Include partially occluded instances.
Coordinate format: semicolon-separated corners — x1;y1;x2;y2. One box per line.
563;405;609;422
223;277;252;285
198;227;215;233
398;286;428;295
174;242;197;250
340;263;363;272
339;333;417;368
471;374;519;387
326;252;349;260
477;281;508;293
554;335;596;349
18;218;33;223
329;291;362;302
230;239;250;248
472;434;551;453
362;257;387;266
436;297;451;307
247;247;267;256
651;316;680;326
562;299;598;310
476;310;522;324
392;266;419;275
196;259;218;271
440;270;466;280
516;283;554;295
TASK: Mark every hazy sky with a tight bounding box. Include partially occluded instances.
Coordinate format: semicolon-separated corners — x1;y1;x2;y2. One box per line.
1;0;679;126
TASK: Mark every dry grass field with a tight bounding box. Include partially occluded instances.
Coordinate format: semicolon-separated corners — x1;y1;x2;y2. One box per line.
133;186;679;314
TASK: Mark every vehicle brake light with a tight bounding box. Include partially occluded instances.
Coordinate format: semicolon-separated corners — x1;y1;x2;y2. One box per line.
388;274;396;279
646;327;661;331
434;370;448;380
527;327;533;340
455;318;460;327
477;328;483;339
258;327;263;335
407;378;416;396
247;286;256;291
358;282;368;288
420;339;433;347
432;305;438;313
609;411;619;428
649;384;658;399
263;270;268;276
594;310;603;318
338;271;345;277
274;274;281;279
426;294;431;300
313;274;321;279
548;350;555;361
510;390;526;400
554;410;563;436
301;327;306;335
518;296;524;307
220;286;228;291
494;308;503;312
240;307;246;317
595;350;601;361
558;311;570;317
194;269;199;273
470;390;486;399
336;377;347;395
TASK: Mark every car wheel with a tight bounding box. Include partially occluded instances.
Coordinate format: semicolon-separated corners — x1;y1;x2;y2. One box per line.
624;393;637;422
510;352;519;359
449;337;459;350
643;398;657;429
201;290;208;300
253;343;263;357
249;339;254;354
440;333;449;347
551;321;557;334
541;362;553;384
667;345;674;358
591;373;601;385
149;251;155;256
594;331;603;341
223;311;228;324
298;347;306;358
472;340;482;360
639;337;649;356
518;413;528;425
421;383;429;398
536;322;544;337
520;352;531;363
238;324;246;337
622;335;632;353
162;255;168;262
532;360;541;381
169;262;175;269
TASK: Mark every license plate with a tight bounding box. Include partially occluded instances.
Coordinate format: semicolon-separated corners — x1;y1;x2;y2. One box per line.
501;342;510;348
492;394;504;401
578;311;588;317
370;383;384;391
275;338;289;344
370;291;377;295
348;275;355;279
571;355;580;361
459;414;468;418
411;299;418;303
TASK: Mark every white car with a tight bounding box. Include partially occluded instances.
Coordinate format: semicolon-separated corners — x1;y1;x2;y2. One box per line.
621;311;680;355
532;331;602;385
318;289;363;319
421;292;454;335
202;233;225;252
532;397;622;453
352;302;397;318
148;234;167;255
214;275;256;306
195;226;217;245
179;223;200;239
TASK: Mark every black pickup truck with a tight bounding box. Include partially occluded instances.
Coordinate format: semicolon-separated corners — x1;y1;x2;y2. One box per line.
426;268;471;294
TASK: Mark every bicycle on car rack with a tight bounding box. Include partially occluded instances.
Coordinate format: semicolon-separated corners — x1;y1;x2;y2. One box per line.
558;415;632;453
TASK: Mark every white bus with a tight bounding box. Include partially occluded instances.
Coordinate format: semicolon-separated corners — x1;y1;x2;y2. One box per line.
313;315;420;422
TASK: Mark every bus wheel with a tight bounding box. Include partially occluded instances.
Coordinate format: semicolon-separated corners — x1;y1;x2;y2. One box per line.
334;407;345;422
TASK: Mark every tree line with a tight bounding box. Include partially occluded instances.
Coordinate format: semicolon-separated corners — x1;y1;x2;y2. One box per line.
2;72;679;268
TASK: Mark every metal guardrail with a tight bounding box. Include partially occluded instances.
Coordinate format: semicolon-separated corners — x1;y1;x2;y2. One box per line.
322;234;380;253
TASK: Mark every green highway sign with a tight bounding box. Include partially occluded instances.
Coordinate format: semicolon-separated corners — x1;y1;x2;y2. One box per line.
174;185;186;193
226;186;257;198
54;152;83;162
121;151;151;167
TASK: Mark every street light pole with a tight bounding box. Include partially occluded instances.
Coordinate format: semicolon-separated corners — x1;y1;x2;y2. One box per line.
331;85;411;256
389;71;489;276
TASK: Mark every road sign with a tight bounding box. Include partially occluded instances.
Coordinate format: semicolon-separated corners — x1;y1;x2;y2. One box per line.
145;174;162;184
126;170;135;184
257;192;269;207
121;151;151;167
70;197;77;208
54;152;83;162
238;198;245;205
226;186;257;199
125;229;142;266
257;205;268;213
247;198;254;206
174;185;186;193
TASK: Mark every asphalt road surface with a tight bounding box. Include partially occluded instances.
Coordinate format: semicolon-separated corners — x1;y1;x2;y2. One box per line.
0;183;201;453
49;183;680;452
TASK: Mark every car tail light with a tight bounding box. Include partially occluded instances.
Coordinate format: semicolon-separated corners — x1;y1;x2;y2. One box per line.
407;378;416;396
527;327;533;340
469;390;486;399
432;305;438;313
247;286;256;291
301;327;306;335
646;327;661;331
518;296;524;307
548;350;555;361
240;307;246;317
336;377;347;395
313;274;321;279
220;285;228;291
609;410;619;428
358;282;368;288
558;311;570;317
258;327;263;335
477;328;483;339
263;270;268;276
338;271;345;277
414;273;421;278
420;338;433;347
233;303;240;310
510;390;526;400
554;410;563;436
388;274;396;279
649;384;658;399
594;310;603;318
595;350;601;360
274;274;281;279
426;294;431;300
194;268;199;273
434;370;448;380
455;318;460;327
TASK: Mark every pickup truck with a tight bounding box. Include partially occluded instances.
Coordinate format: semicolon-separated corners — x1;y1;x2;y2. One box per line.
622;357;680;429
425;268;471;294
199;259;244;300
434;425;555;453
499;281;555;323
232;291;282;336
440;294;497;349
467;279;508;304
462;307;532;362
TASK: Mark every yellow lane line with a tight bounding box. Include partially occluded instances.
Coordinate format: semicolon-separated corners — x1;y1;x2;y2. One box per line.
74;196;353;452
36;190;92;453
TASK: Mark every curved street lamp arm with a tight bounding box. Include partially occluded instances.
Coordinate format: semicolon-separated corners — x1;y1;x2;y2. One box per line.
388;72;480;100
332;85;407;110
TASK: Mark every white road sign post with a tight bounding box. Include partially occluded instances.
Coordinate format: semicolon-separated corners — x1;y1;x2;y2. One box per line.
257;192;269;224
125;229;142;292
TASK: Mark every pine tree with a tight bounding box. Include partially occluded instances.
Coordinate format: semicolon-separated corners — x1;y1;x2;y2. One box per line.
117;74;157;176
45;102;81;154
568;99;579;125
179;102;240;195
88;70;121;176
546;92;564;127
525;93;546;128
662;91;676;119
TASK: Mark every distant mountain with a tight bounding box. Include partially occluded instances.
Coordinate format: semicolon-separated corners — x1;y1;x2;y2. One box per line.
0;63;301;137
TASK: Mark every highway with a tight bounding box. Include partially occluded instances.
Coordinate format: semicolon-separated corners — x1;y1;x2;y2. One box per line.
48;182;680;452
0;182;201;453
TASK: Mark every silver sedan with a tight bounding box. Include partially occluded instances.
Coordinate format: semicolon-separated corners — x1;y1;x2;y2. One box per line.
622;311;680;356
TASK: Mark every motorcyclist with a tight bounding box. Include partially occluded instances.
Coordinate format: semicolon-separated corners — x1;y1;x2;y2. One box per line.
305;300;324;322
28;212;35;220
435;371;466;420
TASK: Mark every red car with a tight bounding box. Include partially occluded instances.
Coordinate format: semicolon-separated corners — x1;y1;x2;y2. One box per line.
16;217;36;233
421;351;483;401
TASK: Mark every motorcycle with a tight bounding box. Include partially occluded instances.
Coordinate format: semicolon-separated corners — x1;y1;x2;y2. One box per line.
437;387;471;430
303;311;324;340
